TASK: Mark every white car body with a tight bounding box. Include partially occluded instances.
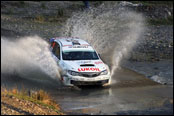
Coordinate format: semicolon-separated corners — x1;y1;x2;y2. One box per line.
50;37;111;86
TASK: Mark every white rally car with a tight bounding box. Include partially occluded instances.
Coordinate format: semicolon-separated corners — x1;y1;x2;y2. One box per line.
50;37;111;86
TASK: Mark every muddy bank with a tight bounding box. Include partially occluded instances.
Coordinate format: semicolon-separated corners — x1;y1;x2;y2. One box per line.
1;88;64;115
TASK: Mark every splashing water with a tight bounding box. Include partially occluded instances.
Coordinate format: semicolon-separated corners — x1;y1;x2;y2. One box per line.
61;2;146;84
1;2;146;85
1;36;60;80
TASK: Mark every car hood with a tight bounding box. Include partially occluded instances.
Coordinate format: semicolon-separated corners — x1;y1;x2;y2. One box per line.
63;60;107;72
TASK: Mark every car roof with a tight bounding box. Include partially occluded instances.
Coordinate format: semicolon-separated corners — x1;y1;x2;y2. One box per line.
53;37;94;51
54;37;89;46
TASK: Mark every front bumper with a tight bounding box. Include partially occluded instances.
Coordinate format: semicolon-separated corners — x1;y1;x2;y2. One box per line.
62;74;111;86
71;79;109;86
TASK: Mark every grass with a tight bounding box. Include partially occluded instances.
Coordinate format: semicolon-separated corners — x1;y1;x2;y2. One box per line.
1;87;63;114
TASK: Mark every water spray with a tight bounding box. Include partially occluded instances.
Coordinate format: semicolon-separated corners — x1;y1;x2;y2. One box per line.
1;36;60;80
61;2;146;84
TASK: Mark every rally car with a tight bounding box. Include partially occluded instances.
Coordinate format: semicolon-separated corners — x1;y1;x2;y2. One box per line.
50;37;111;86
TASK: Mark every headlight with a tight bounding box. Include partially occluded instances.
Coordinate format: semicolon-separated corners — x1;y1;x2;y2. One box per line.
67;70;80;76
101;70;108;75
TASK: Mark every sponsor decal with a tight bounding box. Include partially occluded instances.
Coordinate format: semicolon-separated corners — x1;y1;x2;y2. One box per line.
69;46;88;48
78;68;100;72
63;45;72;47
95;61;103;64
78;61;91;64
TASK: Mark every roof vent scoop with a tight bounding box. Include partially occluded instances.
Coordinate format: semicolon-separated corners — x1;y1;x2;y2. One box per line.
66;39;71;42
80;64;94;67
72;40;80;45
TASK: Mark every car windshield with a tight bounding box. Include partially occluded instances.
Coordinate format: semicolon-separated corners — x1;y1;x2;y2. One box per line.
62;51;99;60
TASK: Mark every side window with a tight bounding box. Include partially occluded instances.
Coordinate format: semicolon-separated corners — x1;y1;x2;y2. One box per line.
52;42;60;60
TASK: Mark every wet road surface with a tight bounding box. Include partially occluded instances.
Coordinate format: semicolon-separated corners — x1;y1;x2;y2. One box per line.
1;67;173;115
50;68;173;115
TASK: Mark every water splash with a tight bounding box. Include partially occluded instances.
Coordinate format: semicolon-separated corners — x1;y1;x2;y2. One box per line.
1;36;60;80
61;2;146;83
